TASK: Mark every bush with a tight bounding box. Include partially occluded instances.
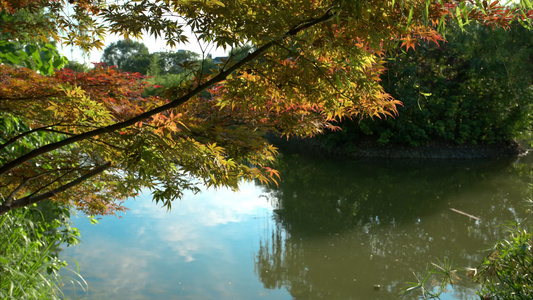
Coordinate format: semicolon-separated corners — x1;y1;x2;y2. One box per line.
475;223;533;299
402;223;533;299
319;24;533;148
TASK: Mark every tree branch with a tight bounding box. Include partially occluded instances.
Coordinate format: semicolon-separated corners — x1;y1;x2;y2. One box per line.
0;124;68;152
0;9;337;177
0;162;112;216
24;159;92;201
4;174;45;204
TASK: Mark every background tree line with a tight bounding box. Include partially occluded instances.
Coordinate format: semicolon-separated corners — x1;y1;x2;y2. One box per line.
99;39;200;76
68;40;255;97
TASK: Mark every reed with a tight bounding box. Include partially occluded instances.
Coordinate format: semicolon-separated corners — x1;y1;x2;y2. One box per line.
0;202;86;299
475;222;533;299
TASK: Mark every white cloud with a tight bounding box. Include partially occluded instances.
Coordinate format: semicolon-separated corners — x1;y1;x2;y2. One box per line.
101;181;273;263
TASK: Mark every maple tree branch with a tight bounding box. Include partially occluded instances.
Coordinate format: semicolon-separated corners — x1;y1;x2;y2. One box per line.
86;135;129;151
0;122;104;153
274;41;351;100
0;93;64;102
4;173;47;204
24;160;93;200
0;162;112;216
0;123;61;152
3;157;94;203
0;8;337;177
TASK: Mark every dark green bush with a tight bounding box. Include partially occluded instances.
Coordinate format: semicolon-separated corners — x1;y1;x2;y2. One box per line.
320;24;533;147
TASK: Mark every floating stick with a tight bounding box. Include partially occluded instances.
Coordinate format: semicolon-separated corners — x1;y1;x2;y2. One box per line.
449;208;480;220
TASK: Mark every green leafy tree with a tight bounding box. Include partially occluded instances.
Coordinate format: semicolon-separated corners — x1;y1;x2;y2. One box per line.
0;0;107;51
151;50;200;75
101;39;151;74
0;41;68;75
0;3;68;74
64;60;91;73
120;52;152;75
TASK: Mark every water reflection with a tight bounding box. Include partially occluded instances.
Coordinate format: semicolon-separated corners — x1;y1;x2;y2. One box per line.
61;151;531;299
255;151;532;299
61;183;292;299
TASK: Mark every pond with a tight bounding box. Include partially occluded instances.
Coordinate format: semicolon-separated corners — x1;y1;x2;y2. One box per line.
60;150;533;299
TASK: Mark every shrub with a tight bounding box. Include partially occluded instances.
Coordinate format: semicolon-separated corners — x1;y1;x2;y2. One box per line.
475;223;533;299
319;24;533;147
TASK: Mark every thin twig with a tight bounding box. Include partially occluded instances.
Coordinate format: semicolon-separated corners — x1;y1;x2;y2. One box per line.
0;162;112;216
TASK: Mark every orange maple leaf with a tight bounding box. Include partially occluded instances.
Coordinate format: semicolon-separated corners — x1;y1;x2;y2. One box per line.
400;36;417;51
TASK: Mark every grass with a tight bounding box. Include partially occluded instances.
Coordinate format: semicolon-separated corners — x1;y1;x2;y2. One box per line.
400;257;459;299
474;222;533;299
0;201;86;299
402;211;533;299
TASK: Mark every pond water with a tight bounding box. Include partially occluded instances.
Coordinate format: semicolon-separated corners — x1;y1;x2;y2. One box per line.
60;150;532;299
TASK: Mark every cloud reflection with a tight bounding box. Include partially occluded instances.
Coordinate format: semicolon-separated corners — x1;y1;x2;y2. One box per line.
130;182;272;223
63;237;160;298
127;182;273;262
62;181;278;299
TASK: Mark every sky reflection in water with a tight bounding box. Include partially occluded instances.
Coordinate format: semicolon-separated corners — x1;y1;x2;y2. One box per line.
61;182;291;299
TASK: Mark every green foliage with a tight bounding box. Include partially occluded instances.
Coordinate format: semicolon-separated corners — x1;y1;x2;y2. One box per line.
0;41;68;75
0;5;55;43
475;222;533;299
405;223;533;299
320;24;533;147
101;39;150;74
63;60;91;73
143;73;192;96
401;257;458;299
0;113;68;166
0;202;85;299
228;45;255;63
120;52;152;75
0;5;67;75
149;50;200;75
101;41;202;76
